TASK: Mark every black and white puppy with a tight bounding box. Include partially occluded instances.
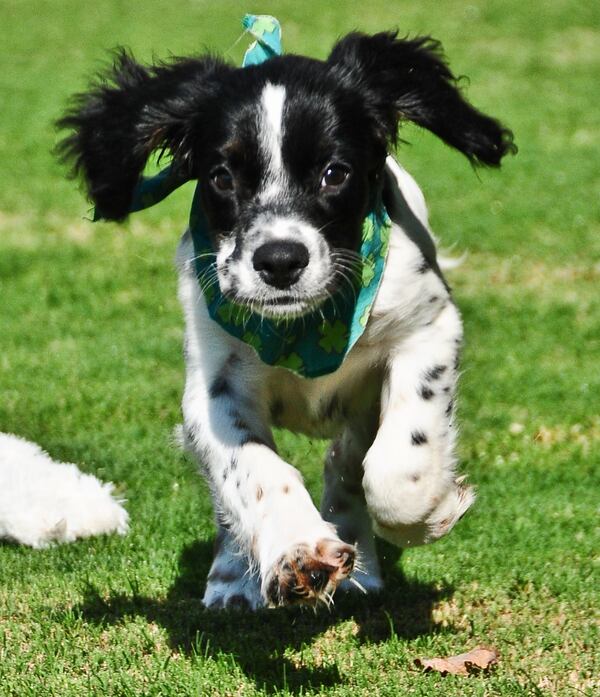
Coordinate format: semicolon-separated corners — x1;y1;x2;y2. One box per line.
59;31;514;609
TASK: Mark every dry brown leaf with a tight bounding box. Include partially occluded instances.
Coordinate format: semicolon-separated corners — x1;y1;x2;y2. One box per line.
414;646;499;676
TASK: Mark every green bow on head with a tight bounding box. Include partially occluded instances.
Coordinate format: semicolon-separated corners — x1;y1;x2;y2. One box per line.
242;14;282;65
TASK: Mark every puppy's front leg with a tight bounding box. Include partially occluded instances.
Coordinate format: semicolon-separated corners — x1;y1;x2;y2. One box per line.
363;302;475;547
183;359;354;607
179;262;354;610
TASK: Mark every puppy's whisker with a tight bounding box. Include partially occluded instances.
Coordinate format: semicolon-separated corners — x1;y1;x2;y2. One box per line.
348;576;368;594
198;268;219;288
333;248;363;264
334;255;362;279
352;557;367;574
334;267;359;304
190;251;217;263
315;219;339;235
322;590;335;611
334;254;363;273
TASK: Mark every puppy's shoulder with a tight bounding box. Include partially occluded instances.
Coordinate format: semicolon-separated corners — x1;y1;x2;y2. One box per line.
384;156;430;229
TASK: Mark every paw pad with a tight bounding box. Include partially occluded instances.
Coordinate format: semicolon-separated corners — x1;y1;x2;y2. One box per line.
265;539;355;607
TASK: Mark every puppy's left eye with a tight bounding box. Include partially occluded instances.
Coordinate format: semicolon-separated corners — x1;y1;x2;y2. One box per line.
210;166;234;192
320;164;350;190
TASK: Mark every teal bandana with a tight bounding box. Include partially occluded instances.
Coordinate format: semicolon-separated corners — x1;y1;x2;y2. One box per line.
96;15;392;378
241;14;282;66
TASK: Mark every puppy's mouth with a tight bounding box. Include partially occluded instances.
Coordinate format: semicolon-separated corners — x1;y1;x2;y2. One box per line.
223;289;335;320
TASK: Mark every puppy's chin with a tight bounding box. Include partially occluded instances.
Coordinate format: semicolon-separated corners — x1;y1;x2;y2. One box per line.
255;302;314;321
223;292;330;321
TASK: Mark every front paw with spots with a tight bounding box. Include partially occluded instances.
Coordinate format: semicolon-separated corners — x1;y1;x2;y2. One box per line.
262;539;355;607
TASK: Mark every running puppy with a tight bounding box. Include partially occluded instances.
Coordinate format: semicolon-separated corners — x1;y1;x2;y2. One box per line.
58;30;515;608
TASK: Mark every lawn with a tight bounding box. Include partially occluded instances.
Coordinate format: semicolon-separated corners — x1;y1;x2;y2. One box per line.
0;0;598;695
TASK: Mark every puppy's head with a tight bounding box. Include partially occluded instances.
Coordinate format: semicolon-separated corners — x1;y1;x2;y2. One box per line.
58;32;515;318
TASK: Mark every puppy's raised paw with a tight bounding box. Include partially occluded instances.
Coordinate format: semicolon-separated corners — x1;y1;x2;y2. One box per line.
263;539;355;607
373;477;476;548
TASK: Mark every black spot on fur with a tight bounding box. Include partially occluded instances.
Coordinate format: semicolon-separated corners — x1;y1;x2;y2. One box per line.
206;568;240;585
411;430;428;446
265;574;281;605
183;424;197;446
227;594;250;610
232;415;250;432
323;394;340;420
445;399;454;417
429;295;439;303
416;257;430;274
240;433;270;448
210;374;231;398
425;365;447;382
226;353;241;367
418;385;434;400
270;399;284;423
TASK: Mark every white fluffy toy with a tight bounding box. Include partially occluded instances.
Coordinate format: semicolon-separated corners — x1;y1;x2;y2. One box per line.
0;433;128;548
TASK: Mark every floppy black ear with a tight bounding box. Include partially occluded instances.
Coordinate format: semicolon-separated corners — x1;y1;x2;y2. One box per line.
328;31;515;166
57;50;232;221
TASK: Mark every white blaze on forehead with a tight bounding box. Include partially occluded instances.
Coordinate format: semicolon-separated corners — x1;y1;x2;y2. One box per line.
259;83;286;198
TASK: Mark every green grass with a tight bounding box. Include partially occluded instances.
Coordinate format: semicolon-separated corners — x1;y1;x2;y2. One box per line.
1;1;599;694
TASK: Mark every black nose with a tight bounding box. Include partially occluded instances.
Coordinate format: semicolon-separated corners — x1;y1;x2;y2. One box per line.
252;241;309;289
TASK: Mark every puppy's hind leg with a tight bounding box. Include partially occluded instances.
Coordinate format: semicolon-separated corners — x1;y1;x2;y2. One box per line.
203;524;263;610
321;424;383;595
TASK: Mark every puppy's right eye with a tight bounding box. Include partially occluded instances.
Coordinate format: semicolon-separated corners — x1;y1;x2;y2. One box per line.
210;167;234;192
320;163;350;191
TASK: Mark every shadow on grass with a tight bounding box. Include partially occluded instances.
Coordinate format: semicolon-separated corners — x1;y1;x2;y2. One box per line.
76;539;452;694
